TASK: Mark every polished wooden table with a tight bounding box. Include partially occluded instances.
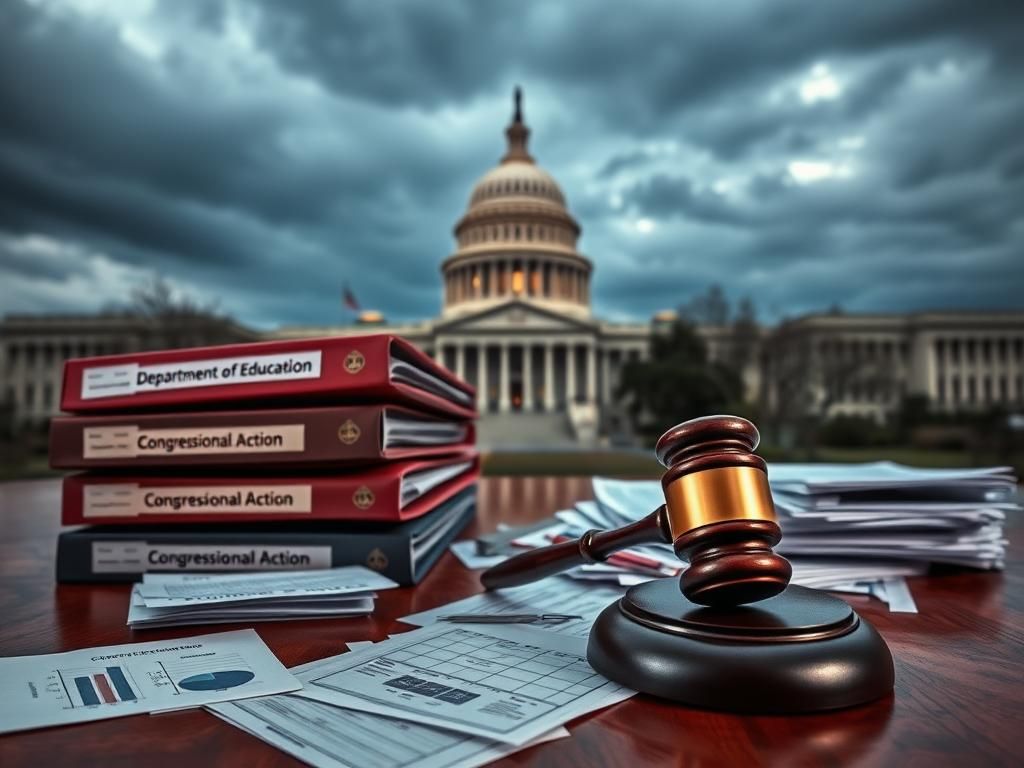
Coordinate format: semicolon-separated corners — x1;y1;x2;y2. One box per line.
0;476;1021;767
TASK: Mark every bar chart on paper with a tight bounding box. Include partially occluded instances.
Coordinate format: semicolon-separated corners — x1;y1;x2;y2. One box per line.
0;630;299;736
58;665;143;707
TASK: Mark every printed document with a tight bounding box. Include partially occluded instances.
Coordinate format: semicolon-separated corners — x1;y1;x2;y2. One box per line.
210;643;571;768
292;623;634;746
0;629;299;734
401;577;625;638
136;566;397;606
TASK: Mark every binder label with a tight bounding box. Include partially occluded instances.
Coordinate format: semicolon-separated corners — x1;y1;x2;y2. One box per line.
80;351;322;399
83;483;314;517
83;424;306;459
92;542;332;573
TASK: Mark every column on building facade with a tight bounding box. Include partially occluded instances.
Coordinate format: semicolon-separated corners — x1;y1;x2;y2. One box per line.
566;342;576;405
601;347;611;404
544;342;555;412
586;342;597;404
455;342;465;381
477;343;489;413
499;341;511;412
523;343;534;411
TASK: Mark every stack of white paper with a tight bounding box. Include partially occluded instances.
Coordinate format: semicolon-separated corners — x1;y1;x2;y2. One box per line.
591;463;1016;569
127;567;399;629
766;463;1016;569
452;464;1019;614
578;464;1018;611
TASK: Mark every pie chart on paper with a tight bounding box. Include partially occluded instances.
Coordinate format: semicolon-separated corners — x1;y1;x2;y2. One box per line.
178;670;255;691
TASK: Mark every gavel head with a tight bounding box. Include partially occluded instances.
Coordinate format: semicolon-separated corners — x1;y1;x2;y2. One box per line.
655;415;792;607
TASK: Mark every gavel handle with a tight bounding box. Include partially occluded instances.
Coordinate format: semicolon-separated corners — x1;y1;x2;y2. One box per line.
480;506;673;590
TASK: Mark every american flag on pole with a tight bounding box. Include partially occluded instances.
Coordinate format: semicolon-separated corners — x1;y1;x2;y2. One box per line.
342;283;360;312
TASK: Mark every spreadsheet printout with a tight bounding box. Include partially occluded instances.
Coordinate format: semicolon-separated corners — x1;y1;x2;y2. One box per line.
209;694;569;768
293;623;634;746
209;641;571;768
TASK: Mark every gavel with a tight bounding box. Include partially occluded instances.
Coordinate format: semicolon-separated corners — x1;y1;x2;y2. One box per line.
481;415;793;607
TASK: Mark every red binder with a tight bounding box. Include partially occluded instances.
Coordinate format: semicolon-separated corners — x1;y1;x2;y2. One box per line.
49;404;475;469
62;453;479;526
59;335;476;418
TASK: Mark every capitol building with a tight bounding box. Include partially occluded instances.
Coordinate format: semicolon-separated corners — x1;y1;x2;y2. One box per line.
1;90;1022;444
273;89;651;442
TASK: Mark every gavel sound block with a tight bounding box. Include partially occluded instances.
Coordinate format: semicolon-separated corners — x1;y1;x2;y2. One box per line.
481;415;894;714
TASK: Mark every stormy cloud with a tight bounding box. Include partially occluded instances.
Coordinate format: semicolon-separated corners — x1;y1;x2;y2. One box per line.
0;0;1021;327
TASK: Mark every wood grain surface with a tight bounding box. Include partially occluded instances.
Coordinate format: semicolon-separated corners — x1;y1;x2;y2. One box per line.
0;476;1020;767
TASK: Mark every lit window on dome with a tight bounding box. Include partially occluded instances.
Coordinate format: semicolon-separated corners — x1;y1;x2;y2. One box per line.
472;273;481;291
512;270;524;294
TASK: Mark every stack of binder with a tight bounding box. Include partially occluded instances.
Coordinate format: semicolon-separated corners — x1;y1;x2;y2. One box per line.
50;335;479;585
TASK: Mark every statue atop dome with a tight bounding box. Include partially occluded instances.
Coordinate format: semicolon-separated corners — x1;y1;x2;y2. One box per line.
502;86;533;164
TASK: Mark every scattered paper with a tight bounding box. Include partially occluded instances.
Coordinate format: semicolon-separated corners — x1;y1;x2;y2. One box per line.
136;567;397;606
209;640;572;768
0;629;299;735
210;696;570;768
292;623;634;746
448;540;508;570
128;587;376;629
872;578;919;613
401;577;625;638
128;567;397;629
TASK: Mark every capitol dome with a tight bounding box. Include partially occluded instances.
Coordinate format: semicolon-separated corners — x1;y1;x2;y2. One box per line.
442;88;592;319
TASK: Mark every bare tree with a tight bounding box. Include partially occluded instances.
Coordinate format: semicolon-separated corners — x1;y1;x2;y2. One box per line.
680;284;730;327
128;276;220;319
762;323;896;456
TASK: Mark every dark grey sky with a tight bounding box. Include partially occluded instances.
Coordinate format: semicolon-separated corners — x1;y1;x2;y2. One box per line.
1;0;1022;327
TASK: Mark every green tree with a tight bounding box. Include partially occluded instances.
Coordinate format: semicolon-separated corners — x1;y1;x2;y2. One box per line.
617;320;743;442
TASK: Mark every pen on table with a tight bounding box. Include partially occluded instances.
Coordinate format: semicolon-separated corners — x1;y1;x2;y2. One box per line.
437;613;583;624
